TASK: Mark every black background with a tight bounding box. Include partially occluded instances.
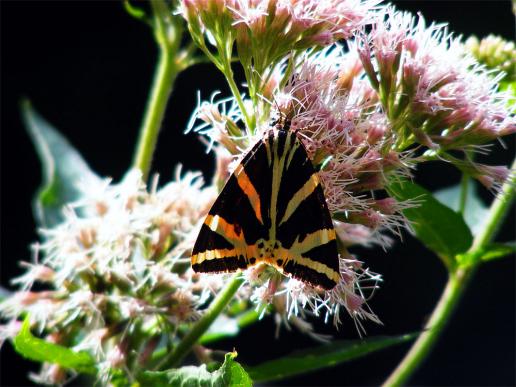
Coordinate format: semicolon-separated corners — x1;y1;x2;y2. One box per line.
1;1;514;386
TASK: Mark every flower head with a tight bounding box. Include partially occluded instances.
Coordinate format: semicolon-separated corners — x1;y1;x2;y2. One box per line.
357;7;515;188
187;2;514;331
466;35;516;83
180;0;380;103
0;169;220;383
357;7;516;192
181;0;378;50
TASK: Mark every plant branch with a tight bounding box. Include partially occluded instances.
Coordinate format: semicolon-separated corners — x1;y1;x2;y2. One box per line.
459;150;475;215
158;274;245;369
133;51;178;180
132;0;182;180
458;173;469;215
471;157;516;250
383;156;516;387
382;268;472;387
222;59;254;132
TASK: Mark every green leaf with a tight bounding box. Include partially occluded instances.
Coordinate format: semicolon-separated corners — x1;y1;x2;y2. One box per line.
459;242;516;265
245;333;417;383
434;183;489;236
123;0;146;19
13;316;96;373
218;352;253;387
109;370;132;387
21;100;98;227
140;352;252;387
478;242;516;262
387;180;473;258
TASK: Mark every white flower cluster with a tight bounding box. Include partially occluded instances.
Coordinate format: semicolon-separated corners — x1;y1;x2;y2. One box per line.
0;169;221;383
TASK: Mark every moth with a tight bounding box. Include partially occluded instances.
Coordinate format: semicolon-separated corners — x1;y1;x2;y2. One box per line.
191;126;340;290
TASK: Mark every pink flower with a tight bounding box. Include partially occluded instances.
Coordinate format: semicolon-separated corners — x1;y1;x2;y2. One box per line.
230;0;379;46
185;3;514;334
179;0;380;88
358;7;515;152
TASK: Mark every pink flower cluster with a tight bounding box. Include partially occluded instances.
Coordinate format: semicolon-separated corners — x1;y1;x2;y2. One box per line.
180;0;379;101
181;0;378;48
189;47;416;331
188;5;515;330
357;8;515;190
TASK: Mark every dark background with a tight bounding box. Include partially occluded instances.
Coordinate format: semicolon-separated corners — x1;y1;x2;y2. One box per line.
1;1;514;386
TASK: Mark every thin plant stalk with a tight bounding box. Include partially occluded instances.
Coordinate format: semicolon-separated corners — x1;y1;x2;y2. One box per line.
158;274;245;369
132;0;182;180
383;157;516;387
382;267;473;387
222;59;254;132
133;52;178;180
459;150;474;215
458;173;469;215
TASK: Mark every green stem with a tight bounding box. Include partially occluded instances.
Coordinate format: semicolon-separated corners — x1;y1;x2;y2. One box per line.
132;0;181;180
382;268;472;387
459;151;475;215
133;52;178;180
158;274;245;369
458;173;469;215
222;60;254;132
383;157;516;387
472;157;516;250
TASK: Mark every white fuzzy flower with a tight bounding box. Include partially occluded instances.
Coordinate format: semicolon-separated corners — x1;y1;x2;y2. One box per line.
0;168;221;383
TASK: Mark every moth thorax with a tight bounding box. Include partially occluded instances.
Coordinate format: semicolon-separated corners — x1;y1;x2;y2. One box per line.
252;238;285;267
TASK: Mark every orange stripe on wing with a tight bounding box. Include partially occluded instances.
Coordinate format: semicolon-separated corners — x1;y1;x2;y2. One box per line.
234;164;263;224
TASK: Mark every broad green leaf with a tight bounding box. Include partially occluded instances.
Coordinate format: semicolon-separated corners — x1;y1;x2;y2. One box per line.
218;352;253;387
13;316;95;373
245;333;417;383
458;242;516;265
434;183;489;235
21;101;98;227
387;180;473;258
140;352;252;387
